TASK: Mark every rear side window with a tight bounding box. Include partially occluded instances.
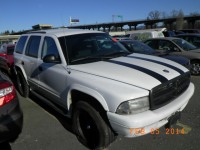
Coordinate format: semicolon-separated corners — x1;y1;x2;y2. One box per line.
15;36;28;53
25;36;41;58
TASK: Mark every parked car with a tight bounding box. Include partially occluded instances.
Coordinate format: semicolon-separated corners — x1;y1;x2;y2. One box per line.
0;71;23;143
178;29;200;34
112;35;131;41
14;29;194;149
0;43;15;67
144;37;200;75
127;29;165;41
119;40;191;69
162;30;176;37
174;34;200;48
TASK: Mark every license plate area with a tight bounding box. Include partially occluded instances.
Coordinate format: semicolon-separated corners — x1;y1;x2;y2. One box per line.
165;112;181;128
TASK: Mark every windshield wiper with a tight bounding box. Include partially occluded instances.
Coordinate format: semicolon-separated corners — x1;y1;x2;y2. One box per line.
71;51;130;64
71;55;112;63
105;51;131;57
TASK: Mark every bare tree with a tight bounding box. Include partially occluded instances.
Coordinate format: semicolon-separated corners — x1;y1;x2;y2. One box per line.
190;12;200;16
148;10;161;20
161;11;168;19
176;9;184;30
170;10;179;17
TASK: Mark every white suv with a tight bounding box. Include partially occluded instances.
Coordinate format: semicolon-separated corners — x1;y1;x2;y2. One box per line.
14;28;194;149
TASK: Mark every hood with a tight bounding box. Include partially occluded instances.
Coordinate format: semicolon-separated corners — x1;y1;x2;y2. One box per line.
190;48;200;53
71;53;189;90
161;55;189;65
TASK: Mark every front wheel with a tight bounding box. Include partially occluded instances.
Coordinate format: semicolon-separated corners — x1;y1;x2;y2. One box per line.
72;101;116;149
191;61;200;75
16;70;29;97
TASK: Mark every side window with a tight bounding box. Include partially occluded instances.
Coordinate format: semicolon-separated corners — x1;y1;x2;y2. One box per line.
41;37;59;59
145;40;157;49
15;36;28;54
158;40;176;51
25;36;41;57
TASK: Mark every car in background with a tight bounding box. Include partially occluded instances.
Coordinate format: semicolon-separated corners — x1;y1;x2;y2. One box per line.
162;30;176;37
112;35;131;41
174;34;200;48
0;44;15;67
119;40;191;69
144;37;200;75
0;71;23;143
126;28;165;41
178;29;200;34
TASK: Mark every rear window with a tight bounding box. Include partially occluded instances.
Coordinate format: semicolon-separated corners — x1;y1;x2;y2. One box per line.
15;36;28;53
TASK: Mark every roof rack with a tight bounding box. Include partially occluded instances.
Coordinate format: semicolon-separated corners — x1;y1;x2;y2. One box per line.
27;31;47;34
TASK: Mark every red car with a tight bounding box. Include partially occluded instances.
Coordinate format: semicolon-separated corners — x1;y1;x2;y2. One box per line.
0;44;15;67
0;71;23;143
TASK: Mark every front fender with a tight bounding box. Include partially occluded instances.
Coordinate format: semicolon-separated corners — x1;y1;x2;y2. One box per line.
67;84;109;111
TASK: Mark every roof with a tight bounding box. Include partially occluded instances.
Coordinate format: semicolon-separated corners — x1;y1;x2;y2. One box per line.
27;28;104;37
145;37;180;40
175;33;200;37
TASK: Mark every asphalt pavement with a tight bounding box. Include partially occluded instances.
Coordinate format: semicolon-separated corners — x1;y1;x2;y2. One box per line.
1;76;199;150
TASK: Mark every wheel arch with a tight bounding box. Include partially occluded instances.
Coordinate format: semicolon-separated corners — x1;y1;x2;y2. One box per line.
67;84;109;115
14;65;28;82
190;58;200;63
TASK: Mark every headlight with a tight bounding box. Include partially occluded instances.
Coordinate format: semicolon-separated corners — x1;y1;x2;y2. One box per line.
116;97;149;115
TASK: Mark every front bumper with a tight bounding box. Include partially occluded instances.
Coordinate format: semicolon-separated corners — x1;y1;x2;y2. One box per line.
107;82;194;137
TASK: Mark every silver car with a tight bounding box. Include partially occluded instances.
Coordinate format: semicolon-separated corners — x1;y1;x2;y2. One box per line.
144;37;200;75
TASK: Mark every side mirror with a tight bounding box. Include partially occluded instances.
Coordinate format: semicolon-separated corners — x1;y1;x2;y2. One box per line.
43;54;61;63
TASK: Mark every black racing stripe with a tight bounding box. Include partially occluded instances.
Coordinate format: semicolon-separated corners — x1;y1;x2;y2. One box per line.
106;60;168;83
127;56;185;75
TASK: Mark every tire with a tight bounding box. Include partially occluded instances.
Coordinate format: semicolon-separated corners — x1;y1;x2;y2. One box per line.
191;60;200;76
16;70;29;97
72;101;116;149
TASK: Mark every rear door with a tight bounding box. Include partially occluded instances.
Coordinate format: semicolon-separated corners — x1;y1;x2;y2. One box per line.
23;35;41;89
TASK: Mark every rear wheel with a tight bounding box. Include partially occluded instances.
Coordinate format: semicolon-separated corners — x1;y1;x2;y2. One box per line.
16;70;29;97
72;101;116;149
191;60;200;75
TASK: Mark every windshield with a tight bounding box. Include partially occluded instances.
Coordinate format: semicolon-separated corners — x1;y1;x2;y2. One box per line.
59;33;129;64
172;38;197;51
121;40;156;54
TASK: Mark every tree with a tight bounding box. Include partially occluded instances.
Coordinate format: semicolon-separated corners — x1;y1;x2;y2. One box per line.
170;10;179;17
190;12;200;16
176;9;184;30
148;10;161;20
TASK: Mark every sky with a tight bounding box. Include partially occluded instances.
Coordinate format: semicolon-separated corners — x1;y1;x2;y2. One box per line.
0;0;200;33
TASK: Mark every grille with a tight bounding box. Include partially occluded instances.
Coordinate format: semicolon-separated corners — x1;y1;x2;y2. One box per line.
150;72;191;110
